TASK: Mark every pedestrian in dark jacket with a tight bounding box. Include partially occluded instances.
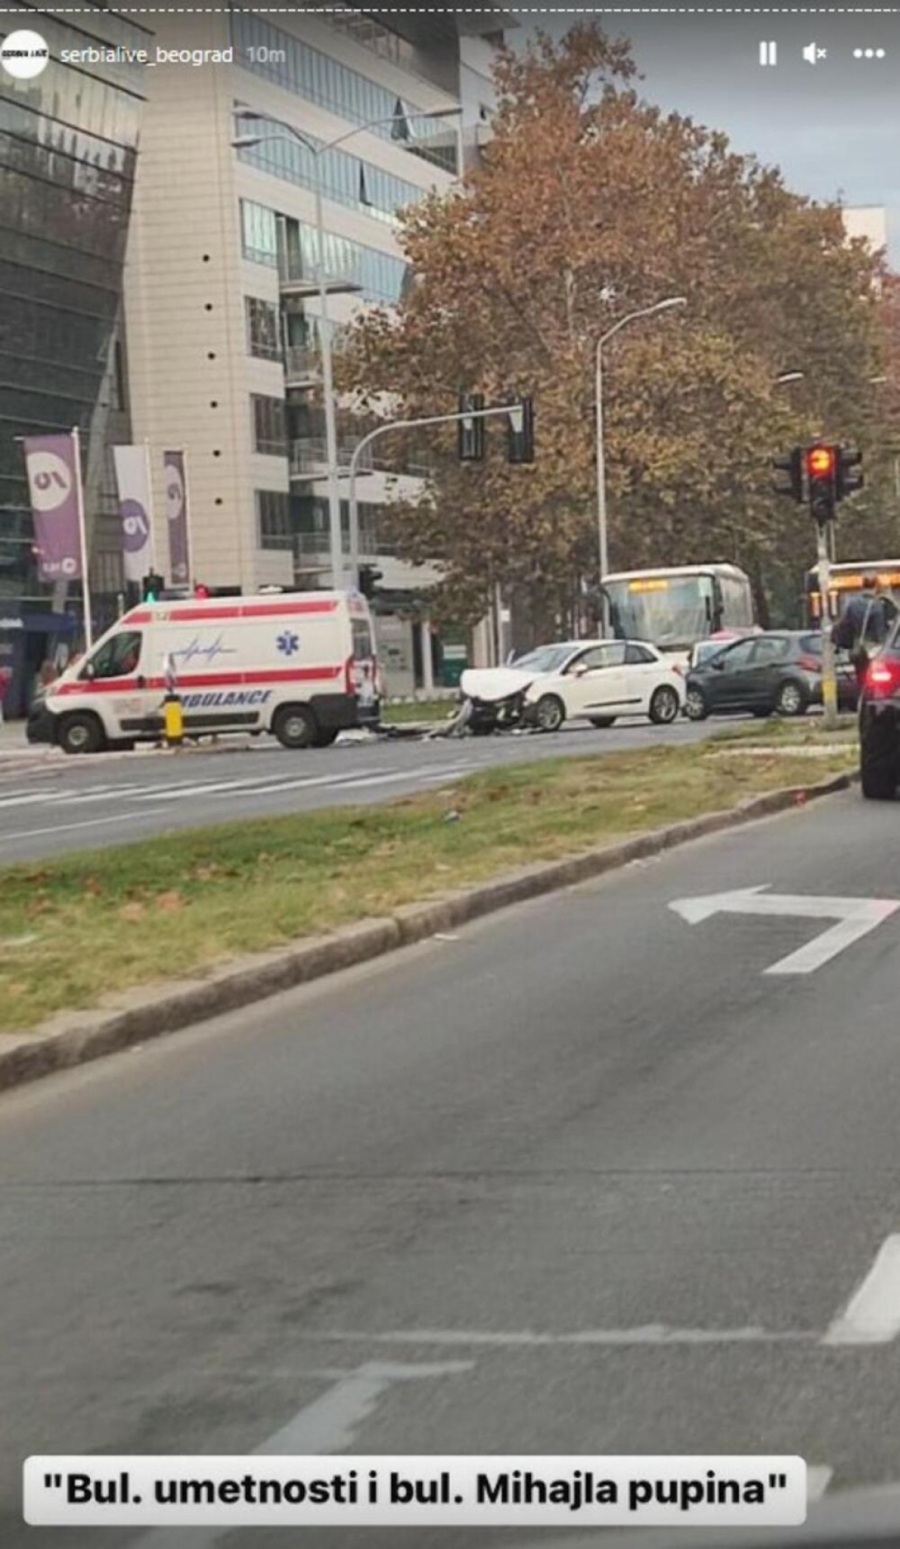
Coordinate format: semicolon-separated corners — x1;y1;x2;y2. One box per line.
834;575;893;688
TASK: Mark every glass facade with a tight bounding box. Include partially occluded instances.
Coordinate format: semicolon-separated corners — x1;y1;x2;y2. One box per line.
237;118;424;227
240;199;408;304
232;13;457;175
0;6;148;705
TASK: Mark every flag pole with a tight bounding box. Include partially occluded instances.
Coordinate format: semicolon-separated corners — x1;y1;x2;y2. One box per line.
72;425;93;649
144;439;158;572
180;446;193;583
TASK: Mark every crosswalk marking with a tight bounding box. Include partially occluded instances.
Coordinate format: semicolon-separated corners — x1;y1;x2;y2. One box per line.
0;760;478;831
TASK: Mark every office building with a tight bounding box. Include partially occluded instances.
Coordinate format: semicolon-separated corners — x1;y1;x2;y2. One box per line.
0;4;150;714
123;9;511;693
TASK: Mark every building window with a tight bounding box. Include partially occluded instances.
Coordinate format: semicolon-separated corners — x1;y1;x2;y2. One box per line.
245;296;281;360
241;199;408;304
257;489;293;550
231;16;458;175
252;394;288;456
236;122;423;226
240;199;279;266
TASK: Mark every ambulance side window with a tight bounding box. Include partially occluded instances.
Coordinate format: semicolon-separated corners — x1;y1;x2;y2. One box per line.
82;631;143;681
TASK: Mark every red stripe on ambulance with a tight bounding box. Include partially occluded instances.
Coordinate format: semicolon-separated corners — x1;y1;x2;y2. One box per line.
55;666;343;696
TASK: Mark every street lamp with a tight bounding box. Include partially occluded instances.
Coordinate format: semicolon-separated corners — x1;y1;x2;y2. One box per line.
231;105;460;590
594;296;686;629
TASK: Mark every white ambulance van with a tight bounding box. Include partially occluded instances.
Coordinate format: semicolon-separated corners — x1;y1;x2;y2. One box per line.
43;591;380;754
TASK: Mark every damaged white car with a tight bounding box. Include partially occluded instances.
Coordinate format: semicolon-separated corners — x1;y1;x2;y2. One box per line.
458;640;684;735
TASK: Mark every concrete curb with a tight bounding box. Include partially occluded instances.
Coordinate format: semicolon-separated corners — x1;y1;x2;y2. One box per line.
0;770;853;1095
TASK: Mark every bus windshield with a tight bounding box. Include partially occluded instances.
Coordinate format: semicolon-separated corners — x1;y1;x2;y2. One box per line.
604;574;716;650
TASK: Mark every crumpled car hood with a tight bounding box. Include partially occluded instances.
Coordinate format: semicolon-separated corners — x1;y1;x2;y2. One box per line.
459;667;537;703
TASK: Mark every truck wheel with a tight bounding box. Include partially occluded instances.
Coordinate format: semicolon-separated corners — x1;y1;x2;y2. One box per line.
272;705;316;750
59;713;104;755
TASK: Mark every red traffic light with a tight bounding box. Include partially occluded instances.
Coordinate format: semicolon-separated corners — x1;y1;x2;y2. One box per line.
806;446;836;477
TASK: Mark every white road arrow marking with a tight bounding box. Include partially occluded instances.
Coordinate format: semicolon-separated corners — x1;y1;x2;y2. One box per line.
669;885;900;974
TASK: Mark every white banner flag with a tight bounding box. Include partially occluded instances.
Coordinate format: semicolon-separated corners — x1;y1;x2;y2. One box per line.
112;446;154;582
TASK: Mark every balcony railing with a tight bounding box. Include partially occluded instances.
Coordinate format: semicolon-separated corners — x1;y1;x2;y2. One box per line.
278;256;362;301
290;436;374;479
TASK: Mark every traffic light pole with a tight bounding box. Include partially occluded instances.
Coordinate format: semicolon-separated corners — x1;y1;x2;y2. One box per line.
816;521;839;730
347;403;525;590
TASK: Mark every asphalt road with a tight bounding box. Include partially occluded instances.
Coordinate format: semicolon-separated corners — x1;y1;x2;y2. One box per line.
0;718;717;862
3;786;900;1548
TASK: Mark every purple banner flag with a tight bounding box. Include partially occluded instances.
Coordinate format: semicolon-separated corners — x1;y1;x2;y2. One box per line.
113;446;154;582
163;449;190;585
23;434;82;581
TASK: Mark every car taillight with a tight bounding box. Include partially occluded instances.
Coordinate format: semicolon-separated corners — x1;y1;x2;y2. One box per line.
865;659;900;697
671;664;684;678
797;654;822;673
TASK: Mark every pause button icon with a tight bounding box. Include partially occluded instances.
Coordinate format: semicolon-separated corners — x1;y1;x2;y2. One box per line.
759;40;778;65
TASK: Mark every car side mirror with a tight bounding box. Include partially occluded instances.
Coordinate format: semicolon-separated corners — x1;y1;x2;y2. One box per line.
81;661;95;681
571;663;589;677
712;658;726;670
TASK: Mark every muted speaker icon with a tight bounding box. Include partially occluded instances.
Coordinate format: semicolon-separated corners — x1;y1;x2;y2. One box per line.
802;41;827;63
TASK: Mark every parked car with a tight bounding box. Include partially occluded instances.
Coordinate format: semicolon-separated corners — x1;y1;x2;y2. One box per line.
858;627;900;798
687;627;761;671
459;639;684;734
684;630;857;721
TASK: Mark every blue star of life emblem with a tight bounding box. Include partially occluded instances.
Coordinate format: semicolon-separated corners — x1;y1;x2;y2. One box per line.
277;631;300;657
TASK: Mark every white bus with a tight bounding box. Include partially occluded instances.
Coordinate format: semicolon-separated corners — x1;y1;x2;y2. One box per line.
601;564;756;658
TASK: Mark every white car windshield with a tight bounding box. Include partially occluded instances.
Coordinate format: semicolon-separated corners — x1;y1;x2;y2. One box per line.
511;646;576;674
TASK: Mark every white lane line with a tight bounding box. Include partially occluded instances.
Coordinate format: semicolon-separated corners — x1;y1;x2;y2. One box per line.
308;1327;816;1347
133;1360;471;1549
0;783;151;811
213;764;472;799
4;809;170;843
823;1235;900;1344
335;764;472;792
128;770;376;803
204;767;386;798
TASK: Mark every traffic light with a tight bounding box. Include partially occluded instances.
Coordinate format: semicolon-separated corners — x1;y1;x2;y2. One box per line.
507;398;535;464
458;393;485;461
805;444;837;527
358;564;383;600
141;571;165;602
772;447;803;502
837;445;864;500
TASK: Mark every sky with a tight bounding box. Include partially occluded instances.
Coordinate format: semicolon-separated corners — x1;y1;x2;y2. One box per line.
535;11;899;261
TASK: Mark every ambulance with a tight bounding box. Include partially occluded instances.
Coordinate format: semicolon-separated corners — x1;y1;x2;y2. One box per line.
42;591;381;753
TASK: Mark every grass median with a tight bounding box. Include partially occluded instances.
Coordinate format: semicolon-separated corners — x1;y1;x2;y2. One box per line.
0;737;856;1034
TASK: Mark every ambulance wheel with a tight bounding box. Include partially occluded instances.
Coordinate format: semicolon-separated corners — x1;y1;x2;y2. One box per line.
313;727;339;748
59;713;104;755
273;704;316;750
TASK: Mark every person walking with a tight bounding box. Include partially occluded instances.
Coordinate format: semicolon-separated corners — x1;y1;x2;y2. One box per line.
834;574;893;690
